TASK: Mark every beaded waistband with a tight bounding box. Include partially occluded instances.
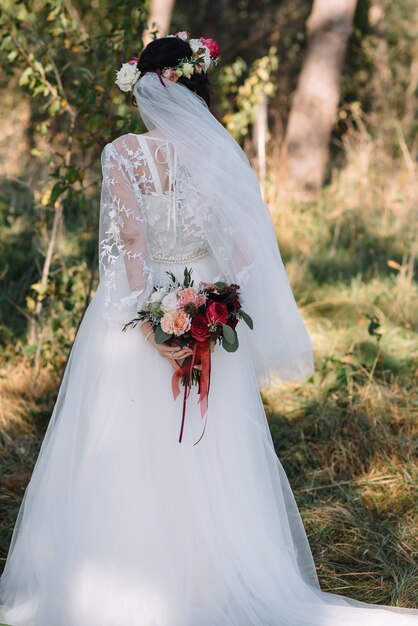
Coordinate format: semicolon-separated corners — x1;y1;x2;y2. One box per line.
151;248;209;264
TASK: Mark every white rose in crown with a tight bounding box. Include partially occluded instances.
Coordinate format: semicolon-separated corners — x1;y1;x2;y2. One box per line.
201;47;211;71
189;39;211;71
189;38;203;53
177;62;194;79
115;62;140;92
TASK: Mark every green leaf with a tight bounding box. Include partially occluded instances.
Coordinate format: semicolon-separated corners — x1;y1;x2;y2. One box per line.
50;182;65;205
67;166;79;184
222;334;239;352
25;296;36;312
239;310;254;330
214;281;227;290
165;270;176;284
222;324;239;351
49;100;61;115
30;282;47;295
155;325;172;344
22;344;37;357
19;67;33;86
51;318;60;331
222;323;236;343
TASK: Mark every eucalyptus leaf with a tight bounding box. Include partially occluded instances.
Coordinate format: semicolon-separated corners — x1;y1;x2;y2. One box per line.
222;324;236;343
154;325;172;344
222;335;239;352
239;310;254;330
222;324;239;351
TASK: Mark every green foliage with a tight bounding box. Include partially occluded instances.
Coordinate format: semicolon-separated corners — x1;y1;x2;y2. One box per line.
0;0;149;360
239;309;253;330
154;325;172;344
218;47;278;139
221;323;239;351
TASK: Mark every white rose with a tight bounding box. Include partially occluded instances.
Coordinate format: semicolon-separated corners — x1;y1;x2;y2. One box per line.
148;287;166;305
189;39;202;53
115;63;140;93
181;62;194;79
161;289;180;312
202;46;211;71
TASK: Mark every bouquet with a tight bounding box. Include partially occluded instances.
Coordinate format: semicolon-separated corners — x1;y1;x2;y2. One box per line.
123;268;253;443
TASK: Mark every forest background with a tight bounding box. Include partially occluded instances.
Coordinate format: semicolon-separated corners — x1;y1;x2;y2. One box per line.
0;0;417;607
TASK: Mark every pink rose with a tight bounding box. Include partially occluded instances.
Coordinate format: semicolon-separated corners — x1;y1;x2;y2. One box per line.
162;68;179;83
196;293;207;307
206;301;229;326
178;287;200;308
160;312;176;335
172;311;192;336
199;37;220;59
200;282;219;293
175;31;189;41
128;57;139;65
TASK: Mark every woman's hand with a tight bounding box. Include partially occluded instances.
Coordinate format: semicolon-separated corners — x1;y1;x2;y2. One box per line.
140;322;193;370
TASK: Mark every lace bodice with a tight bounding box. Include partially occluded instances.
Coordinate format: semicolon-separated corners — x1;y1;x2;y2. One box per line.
143;195;208;263
99;133;210;319
133;133;209;263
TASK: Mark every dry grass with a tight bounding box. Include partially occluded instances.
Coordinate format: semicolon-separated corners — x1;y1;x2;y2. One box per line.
262;131;418;606
0;362;56;565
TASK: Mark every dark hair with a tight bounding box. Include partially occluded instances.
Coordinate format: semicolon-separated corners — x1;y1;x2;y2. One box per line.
136;37;211;107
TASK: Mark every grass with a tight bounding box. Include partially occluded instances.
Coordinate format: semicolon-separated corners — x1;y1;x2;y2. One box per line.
0;132;417;609
262;133;418;606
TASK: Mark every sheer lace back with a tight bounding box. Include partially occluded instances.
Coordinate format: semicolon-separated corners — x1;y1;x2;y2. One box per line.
99;133;209;322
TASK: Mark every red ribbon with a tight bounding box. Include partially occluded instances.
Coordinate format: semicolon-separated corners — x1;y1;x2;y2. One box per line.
171;340;212;445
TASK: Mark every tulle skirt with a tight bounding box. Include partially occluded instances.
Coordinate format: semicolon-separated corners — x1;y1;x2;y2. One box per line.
1;256;417;626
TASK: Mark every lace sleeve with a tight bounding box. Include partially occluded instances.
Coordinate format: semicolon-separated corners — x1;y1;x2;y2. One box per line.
98;140;153;324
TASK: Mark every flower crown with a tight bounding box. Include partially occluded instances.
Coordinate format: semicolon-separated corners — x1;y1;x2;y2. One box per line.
115;31;220;93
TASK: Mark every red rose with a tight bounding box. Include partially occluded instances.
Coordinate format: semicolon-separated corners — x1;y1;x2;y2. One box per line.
232;296;241;311
191;314;211;341
229;317;238;330
199;37;220;60
206;301;229;326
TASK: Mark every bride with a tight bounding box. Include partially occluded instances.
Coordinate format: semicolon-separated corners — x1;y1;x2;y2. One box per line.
0;33;416;626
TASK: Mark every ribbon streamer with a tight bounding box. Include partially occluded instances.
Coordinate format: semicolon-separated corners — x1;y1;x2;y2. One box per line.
171;340;211;444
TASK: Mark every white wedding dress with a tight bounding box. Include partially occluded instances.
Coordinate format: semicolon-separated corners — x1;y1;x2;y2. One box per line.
0;130;417;626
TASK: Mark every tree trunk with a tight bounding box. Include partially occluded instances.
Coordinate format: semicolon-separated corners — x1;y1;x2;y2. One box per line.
252;93;269;199
278;0;357;200
144;0;175;43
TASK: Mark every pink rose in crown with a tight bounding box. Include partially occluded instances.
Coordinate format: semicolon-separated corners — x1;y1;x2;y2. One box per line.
199;38;220;59
162;68;179;83
206;301;228;326
175;31;189;41
128;57;139;65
